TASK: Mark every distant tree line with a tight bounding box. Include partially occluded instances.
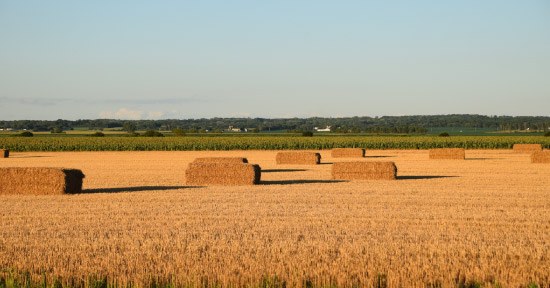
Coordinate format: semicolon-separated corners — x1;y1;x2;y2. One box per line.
1;115;549;133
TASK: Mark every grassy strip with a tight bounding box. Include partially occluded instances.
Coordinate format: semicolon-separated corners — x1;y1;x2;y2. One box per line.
0;136;549;152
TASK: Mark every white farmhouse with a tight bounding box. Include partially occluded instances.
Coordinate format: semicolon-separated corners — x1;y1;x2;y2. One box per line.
228;126;242;132
314;126;331;132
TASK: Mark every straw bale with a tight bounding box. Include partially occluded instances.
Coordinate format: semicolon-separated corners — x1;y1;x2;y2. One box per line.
276;152;321;165
429;148;465;160
0;167;85;195
186;163;261;185
1;149;8;158
531;151;550;163
331;148;365;158
332;161;397;180
192;157;248;164
513;144;542;153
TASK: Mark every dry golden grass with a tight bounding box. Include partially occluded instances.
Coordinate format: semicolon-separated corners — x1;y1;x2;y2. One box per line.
0;150;549;287
331;148;365;158
513;143;542;153
332;161;397;180
531;150;550;163
276;151;321;165
185;162;261;185
192;157;249;164
0;167;84;195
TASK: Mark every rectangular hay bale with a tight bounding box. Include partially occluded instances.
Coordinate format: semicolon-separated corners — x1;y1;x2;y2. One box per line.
429;148;465;160
0;167;85;195
531;151;550;163
332;161;397;180
276;152;321;165
1;149;8;158
331;148;365;158
513;144;542;153
192;157;248;164
185;163;261;185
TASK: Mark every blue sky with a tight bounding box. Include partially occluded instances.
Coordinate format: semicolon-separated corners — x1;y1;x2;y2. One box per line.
1;1;549;120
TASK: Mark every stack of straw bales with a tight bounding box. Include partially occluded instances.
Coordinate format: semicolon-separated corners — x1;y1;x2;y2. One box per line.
1;149;8;158
193;157;248;164
186;163;261;185
332;161;397;180
513;144;542;153
531;151;550;163
331;148;365;158
276;152;321;165
0;167;85;195
429;148;465;160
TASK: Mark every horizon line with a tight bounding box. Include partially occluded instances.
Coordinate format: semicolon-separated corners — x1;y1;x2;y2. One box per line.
2;113;550;122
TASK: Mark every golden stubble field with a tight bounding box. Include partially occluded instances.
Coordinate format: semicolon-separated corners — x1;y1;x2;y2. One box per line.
1;150;549;287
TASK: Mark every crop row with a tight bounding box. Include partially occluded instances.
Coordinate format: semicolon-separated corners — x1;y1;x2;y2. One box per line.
1;136;549;151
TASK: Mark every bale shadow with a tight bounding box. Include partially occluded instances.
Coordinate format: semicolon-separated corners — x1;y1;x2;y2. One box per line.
10;155;52;158
397;175;458;180
81;186;195;194
318;162;334;165
466;158;503;160
262;169;307;173
366;155;394;158
261;179;347;185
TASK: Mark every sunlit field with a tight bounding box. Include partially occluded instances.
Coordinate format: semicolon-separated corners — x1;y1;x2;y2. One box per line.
1;150;549;287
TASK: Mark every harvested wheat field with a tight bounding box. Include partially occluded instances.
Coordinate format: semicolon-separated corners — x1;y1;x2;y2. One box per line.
0;150;549;287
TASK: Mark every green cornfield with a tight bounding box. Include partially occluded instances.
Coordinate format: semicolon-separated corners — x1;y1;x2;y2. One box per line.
0;135;549;151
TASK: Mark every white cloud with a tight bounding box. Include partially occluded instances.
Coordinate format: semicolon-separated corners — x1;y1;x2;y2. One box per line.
227;112;252;118
99;108;143;120
99;108;171;120
146;111;165;120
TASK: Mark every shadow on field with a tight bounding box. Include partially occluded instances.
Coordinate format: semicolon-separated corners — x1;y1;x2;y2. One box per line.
261;179;347;185
466;158;503;160
397;175;458;180
11;155;52;158
319;162;334;165
82;186;194;193
262;169;307;173
366;155;394;158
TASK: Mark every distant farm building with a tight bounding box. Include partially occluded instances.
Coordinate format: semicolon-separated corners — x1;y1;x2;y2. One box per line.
228;126;243;132
314;126;331;132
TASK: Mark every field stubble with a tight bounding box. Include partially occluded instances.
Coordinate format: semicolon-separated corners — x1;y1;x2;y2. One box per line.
0;150;549;287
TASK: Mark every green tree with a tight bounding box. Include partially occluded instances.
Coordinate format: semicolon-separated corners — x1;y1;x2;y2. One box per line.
172;128;186;136
50;127;63;133
142;130;164;137
122;122;136;133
